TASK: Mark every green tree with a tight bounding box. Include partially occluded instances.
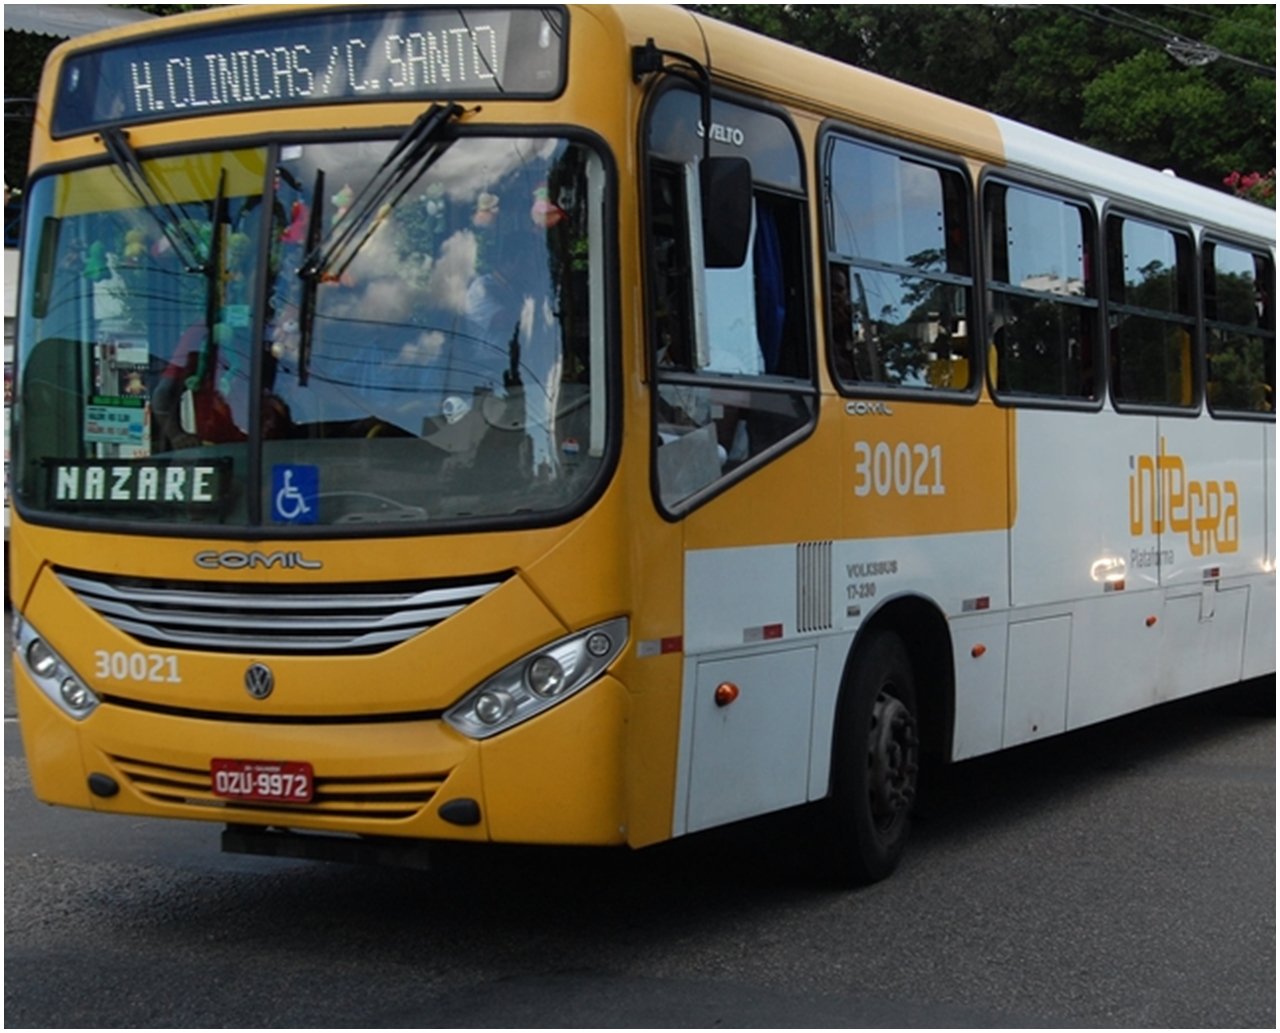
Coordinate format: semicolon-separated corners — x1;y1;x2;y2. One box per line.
695;4;1019;111
992;8;1137;141
1080;6;1276;186
4;30;51;192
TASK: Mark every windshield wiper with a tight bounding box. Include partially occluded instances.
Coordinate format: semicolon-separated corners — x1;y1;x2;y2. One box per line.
296;168;325;387
186;168;229;391
295;102;463;387
99;127;208;272
299;102;464;285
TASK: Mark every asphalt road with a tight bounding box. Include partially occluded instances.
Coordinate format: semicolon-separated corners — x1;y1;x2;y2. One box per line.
5;621;1275;1028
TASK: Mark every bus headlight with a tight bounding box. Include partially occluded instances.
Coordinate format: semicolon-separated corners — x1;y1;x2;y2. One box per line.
26;638;59;678
527;655;566;698
14;615;101;720
61;676;97;711
444;618;628;739
475;689;515;725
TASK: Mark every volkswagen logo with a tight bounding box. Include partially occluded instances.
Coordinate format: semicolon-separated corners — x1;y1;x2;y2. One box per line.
245;663;275;700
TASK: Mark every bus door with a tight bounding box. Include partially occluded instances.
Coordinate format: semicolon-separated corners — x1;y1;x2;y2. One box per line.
1155;239;1275;690
1104;214;1231;706
989;188;1159;738
643;86;824;833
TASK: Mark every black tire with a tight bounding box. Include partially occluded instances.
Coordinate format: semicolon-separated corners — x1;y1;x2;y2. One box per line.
822;629;920;885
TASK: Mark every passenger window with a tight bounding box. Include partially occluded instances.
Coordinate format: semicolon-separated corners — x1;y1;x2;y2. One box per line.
1204;241;1274;415
1106;215;1196;409
646;92;814;512
824;137;974;393
986;183;1099;402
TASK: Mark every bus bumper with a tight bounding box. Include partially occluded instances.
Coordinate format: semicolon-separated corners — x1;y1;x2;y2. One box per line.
13;664;630;848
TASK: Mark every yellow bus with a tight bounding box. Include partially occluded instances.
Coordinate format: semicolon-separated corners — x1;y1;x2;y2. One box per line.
10;4;1275;883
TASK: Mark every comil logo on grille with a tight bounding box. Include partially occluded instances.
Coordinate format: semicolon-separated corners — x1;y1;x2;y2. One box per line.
194;550;323;570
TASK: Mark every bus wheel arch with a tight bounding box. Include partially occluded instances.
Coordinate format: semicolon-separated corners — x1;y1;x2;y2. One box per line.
821;597;955;884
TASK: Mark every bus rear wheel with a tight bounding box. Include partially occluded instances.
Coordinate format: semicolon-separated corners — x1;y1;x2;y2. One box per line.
824;629;920;885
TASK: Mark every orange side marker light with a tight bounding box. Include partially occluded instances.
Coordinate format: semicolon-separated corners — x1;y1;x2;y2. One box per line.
714;682;740;707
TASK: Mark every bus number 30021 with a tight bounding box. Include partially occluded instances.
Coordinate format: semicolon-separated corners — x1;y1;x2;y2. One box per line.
93;649;182;684
854;441;945;498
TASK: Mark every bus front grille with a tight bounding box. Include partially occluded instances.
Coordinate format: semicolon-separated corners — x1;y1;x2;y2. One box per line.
109;754;445;821
57;568;508;655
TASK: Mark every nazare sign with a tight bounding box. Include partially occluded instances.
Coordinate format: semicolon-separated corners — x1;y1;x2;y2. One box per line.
46;458;231;512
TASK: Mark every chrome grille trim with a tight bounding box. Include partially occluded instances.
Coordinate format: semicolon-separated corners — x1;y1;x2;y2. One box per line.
59;569;506;654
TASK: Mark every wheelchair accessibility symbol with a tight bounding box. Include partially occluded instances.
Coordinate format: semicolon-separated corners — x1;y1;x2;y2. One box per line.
271;464;319;524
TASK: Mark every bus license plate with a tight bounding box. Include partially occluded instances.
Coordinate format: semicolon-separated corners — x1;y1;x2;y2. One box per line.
211;759;314;804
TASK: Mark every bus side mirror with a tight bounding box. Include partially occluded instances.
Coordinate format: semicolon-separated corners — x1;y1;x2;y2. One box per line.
701;157;752;269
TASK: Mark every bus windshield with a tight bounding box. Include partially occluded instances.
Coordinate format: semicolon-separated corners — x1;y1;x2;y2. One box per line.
14;133;609;530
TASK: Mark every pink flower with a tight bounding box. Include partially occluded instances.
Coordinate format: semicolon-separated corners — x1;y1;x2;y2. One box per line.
1222;168;1275;208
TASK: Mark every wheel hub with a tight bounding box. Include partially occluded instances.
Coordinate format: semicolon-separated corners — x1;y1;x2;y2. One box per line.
867;691;919;822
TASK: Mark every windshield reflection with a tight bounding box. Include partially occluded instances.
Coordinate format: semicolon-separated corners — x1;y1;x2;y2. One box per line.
15;136;608;530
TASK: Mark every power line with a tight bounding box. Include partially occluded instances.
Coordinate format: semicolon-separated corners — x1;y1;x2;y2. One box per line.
1068;5;1275;77
1100;7;1227;68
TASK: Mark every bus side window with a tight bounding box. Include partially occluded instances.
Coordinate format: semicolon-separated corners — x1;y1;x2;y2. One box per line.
650;179;814;511
1106;215;1197;410
985;182;1099;403
649;163;695;372
823;135;975;396
644;89;814;513
1203;241;1275;415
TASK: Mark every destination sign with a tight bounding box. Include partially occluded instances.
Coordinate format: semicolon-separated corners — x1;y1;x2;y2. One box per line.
53;7;566;137
46;459;232;513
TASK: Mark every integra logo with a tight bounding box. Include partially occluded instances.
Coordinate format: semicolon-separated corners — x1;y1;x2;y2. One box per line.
1128;438;1239;558
194;550;323;571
